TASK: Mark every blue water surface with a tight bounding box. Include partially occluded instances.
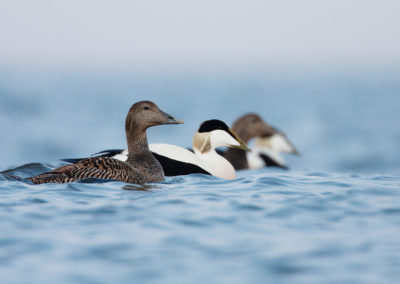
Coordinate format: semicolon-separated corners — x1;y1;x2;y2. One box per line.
0;66;400;283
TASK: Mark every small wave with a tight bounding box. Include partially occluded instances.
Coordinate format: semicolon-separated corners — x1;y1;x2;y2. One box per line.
0;167;400;283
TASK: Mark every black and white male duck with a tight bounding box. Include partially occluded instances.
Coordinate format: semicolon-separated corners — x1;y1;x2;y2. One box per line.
150;119;250;179
65;119;250;180
29;101;183;184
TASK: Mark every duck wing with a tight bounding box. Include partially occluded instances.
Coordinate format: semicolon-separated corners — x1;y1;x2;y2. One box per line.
30;157;143;184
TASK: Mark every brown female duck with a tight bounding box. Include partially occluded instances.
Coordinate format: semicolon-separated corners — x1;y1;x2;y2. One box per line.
29;101;183;184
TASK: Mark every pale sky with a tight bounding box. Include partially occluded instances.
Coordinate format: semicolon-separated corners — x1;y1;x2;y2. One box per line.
0;0;399;67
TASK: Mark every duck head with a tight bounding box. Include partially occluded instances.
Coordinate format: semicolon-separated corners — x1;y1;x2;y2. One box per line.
193;119;251;154
125;101;183;133
232;113;299;154
231;113;277;143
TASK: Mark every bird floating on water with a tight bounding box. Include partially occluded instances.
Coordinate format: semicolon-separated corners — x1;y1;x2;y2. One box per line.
29;101;183;184
151;119;250;180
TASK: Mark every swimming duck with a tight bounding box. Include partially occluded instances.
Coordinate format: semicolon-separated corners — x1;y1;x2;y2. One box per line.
29;101;183;184
223;113;299;170
64;119;250;180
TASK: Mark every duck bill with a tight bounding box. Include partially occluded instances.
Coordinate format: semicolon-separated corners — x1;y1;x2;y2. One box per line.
160;110;184;125
228;129;251;152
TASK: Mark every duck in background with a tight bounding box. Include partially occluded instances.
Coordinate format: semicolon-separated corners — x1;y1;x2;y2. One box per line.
29;101;183;184
66;119;250;180
223;113;299;170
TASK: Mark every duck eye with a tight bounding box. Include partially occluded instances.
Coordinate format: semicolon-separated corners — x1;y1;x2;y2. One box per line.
144;106;149;110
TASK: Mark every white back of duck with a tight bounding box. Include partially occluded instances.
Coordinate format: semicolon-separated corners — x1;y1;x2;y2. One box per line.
150;143;203;167
113;149;128;162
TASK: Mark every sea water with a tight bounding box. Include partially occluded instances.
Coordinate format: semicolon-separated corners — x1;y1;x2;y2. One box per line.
0;67;399;283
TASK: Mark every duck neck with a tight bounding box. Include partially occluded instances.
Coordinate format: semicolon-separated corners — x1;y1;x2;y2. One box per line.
125;126;154;164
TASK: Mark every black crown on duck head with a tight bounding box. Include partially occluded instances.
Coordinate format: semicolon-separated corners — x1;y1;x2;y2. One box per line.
198;119;229;133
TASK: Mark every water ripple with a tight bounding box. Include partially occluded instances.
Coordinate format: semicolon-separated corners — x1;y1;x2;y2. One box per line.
0;165;400;283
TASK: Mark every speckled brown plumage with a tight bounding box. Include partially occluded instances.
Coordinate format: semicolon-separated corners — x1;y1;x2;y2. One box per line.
29;101;183;184
29;156;163;184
